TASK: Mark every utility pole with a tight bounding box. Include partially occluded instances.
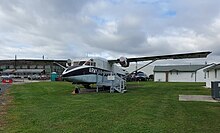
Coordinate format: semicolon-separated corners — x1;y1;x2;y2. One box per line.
14;55;17;70
135;61;138;73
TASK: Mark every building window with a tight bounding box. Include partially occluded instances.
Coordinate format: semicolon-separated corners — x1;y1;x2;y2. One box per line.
215;69;217;78
191;73;194;78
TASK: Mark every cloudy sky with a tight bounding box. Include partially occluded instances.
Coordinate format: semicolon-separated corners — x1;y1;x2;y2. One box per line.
0;0;220;64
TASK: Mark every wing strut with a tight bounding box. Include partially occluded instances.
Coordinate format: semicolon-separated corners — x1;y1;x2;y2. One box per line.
126;60;156;77
53;62;67;70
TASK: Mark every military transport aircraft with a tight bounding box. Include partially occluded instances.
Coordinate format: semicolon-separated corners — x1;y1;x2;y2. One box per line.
55;51;211;93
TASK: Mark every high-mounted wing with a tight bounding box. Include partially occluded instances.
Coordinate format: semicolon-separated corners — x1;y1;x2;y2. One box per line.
108;51;211;67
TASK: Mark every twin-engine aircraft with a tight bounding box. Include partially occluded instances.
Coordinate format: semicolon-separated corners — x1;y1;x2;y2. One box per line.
55;51;211;92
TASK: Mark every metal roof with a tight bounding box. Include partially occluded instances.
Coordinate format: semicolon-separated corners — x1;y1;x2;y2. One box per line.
2;69;15;73
154;65;207;72
203;63;220;71
15;69;44;73
0;59;66;62
3;69;44;73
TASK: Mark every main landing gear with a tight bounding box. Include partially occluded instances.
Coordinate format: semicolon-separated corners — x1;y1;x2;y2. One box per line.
83;84;91;89
72;83;93;94
72;83;80;94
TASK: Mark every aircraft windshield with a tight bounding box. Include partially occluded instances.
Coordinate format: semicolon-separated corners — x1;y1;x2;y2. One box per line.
66;61;85;71
66;65;78;71
84;60;96;66
72;61;85;66
71;59;96;67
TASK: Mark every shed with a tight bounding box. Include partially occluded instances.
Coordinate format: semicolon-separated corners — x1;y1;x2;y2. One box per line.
203;63;220;88
154;65;209;82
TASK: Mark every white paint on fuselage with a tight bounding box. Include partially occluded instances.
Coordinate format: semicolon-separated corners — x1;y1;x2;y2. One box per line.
65;74;111;84
62;57;125;84
67;57;125;74
62;65;91;75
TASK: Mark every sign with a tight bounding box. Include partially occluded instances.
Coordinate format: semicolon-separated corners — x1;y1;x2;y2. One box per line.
107;76;115;81
218;83;220;88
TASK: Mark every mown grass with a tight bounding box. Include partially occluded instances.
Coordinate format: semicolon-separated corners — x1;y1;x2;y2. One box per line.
2;81;220;133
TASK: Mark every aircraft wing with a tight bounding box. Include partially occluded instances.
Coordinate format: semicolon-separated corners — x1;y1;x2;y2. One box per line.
108;51;211;63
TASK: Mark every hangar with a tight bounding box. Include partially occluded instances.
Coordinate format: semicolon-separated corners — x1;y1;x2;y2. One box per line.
154;64;211;82
0;59;66;78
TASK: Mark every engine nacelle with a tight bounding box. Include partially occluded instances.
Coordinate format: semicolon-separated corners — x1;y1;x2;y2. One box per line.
118;57;129;67
66;59;72;67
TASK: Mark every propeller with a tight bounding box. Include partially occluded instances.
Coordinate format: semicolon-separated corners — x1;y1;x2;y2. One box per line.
118;57;129;67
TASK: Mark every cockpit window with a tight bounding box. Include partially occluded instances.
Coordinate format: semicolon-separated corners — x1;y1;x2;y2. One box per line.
79;61;86;66
67;59;96;70
84;61;96;66
73;62;79;66
66;65;78;71
72;61;86;66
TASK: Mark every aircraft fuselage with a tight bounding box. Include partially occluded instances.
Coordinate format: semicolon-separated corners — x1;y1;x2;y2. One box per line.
61;57;125;84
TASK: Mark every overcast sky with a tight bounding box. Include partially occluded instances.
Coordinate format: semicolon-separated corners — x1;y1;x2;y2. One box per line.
0;0;220;64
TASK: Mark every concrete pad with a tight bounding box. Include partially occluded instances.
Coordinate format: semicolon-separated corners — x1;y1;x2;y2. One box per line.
179;95;220;103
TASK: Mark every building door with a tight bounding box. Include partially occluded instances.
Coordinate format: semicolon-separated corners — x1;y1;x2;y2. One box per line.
165;72;169;82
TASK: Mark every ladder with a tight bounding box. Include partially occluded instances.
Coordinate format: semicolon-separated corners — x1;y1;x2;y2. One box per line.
96;72;126;93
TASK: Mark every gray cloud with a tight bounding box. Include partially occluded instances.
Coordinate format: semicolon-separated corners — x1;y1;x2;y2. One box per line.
0;0;220;64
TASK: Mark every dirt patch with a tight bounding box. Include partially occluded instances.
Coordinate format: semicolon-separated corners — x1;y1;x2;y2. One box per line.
72;88;109;94
0;88;13;130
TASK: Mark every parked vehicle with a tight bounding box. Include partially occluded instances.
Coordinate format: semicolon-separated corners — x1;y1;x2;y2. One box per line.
2;77;13;83
40;75;49;80
135;72;148;81
149;74;154;81
28;74;41;80
28;74;49;80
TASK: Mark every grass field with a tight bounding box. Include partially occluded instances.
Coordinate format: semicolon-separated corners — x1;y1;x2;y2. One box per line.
1;81;220;133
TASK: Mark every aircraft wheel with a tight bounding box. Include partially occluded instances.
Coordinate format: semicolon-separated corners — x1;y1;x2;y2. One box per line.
83;84;91;89
75;88;80;94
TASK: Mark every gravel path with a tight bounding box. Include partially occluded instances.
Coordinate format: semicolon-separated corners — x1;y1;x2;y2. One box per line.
0;84;12;105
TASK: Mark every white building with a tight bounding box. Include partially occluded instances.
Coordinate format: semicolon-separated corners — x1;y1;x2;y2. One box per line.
154;65;210;82
203;64;220;88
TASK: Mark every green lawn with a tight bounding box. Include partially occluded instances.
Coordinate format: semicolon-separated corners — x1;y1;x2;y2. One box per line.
1;82;220;133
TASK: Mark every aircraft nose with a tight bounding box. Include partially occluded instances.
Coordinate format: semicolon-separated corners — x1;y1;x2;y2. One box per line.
61;73;67;77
